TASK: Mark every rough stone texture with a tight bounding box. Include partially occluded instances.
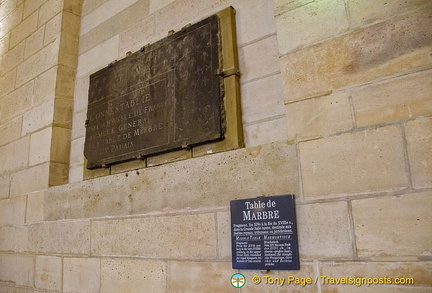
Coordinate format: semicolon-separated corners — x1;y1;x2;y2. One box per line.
0;196;26;226
0;136;30;176
347;0;430;28
276;0;348;54
166;261;237;293
118;15;155;57
244;117;287;147
0;175;9;199
0;42;24;75
10;10;38;48
29;128;52;166
10;163;50;197
297;201;353;258
0;81;33;123
35;256;62;291
101;258;166;293
63;258;100;293
69;137;84;167
24;27;44;59
216;211;231;260
281;7;432;102
91;213;217;258
28;221;90;254
70;109;85;139
0;69;16;99
238;35;279;82
0;225;28;252
0;117;22;146
241;263;317;292
352;191;432;257
22;100;54;136
45;141;299;220
26;191;45;223
320;261;432;292
241;74;285;124
285;90;354;141
405;117;432;189
299;125;408;197
352;70;432;127
34;66;57;105
0;254;34;287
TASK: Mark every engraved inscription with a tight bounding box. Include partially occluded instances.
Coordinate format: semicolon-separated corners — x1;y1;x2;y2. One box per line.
84;14;223;168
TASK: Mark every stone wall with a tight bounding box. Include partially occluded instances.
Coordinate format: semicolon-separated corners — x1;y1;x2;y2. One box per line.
0;0;431;292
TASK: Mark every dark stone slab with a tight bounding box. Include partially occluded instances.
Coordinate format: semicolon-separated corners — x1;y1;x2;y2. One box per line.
231;195;300;270
84;15;223;168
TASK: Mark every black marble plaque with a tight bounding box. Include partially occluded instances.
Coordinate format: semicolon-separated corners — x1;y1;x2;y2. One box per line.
84;15;223;168
230;195;300;270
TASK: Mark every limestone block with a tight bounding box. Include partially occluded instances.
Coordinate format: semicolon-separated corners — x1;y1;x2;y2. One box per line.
167;261;236;293
296;201;353;258
71;109;86;139
233;0;276;46
0;196;26;226
73;75;89;112
44;141;299;220
0;81;34;123
281;7;432;102
0;68;16;98
24;27;44;59
56;65;76;98
238;36;279;82
63;0;83;16
44;12;62;45
78;1;148;55
34;66;57;105
241;263;317;292
76;35;119;77
0;254;34;286
51;126;71;163
352;192;432;257
0;41;24;75
22;100;53;136
118;16;155;57
0;225;28;252
16;39;60;87
26;191;45;223
80;0;140;36
216;211;231;260
274;0;315;15
149;0;175;14
10;163;49;196
110;159;147;174
29;127;52;166
0;0;18;21
68;164;83;183
0;136;30;177
0;4;23;40
347;0;430;28
82;0;108;16
63;258;100;293
0;33;9;56
0;175;9;199
243;117;287;147
69;137;84;166
0;116;22;146
320;261;432;292
241;74;285;124
53;98;73;129
28;220;90;254
48;162;69;186
276;0;349;54
405;117;432;189
35;256;62;291
23;0;48;19
299;125;408;197
101;258;166;293
39;0;63;25
353;70;432;127
146;149;190;167
10;10;38;48
91;213;217;258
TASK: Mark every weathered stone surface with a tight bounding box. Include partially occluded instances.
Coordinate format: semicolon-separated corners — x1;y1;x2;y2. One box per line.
242;263;317;292
10;163;49;196
167;261;237;293
82;0;109;16
26;191;45;223
24;27;44;59
29;128;52;166
238;36;279;82
0;81;33;123
71;109;85;139
35;256;62;291
34;66;57;104
0;254;34;287
297;201;353;258
118;15;155;57
0;116;22;146
244;117;287;147
10;10;38;48
216;211;231;260
352;191;432;257
405;117;432;189
69;137;84;167
320;261;432;292
0;225;28;252
0;136;30;176
0;196;26;226
149;0;175;14
300;125;408;197
0;175;9;199
63;258;100;293
45;141;299;220
281;7;432;102
353;70;432;127
91;213;216;258
276;0;349;54
0;69;16;98
241;74;285;124
0;41;24;75
28;221;90;254
285;90;354;141
101;258;165;293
